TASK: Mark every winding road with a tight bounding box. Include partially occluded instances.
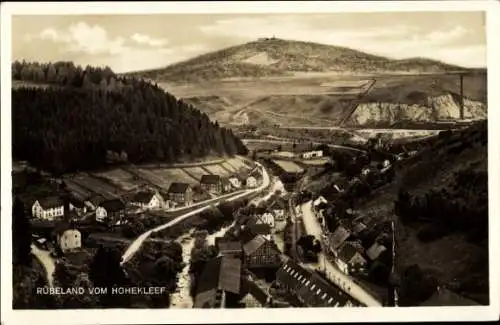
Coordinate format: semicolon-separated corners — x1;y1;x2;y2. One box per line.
121;162;270;265
299;201;382;307
31;244;55;287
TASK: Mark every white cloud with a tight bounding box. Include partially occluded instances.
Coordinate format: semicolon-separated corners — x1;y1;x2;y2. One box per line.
199;17;484;67
131;33;168;47
22;22;208;72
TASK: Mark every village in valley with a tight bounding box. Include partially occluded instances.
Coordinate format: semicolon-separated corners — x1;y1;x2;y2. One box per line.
10;11;489;312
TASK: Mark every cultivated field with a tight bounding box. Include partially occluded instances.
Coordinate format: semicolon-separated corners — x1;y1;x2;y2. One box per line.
182;166;209;181
202;164;233;177
272;160;304;173
143;168;199;188
69;174;123;199
94;168;141;191
299;157;331;166
220;161;239;173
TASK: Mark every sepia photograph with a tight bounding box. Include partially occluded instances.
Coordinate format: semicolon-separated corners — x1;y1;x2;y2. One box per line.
1;1;499;324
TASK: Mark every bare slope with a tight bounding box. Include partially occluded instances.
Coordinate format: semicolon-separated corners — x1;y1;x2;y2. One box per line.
125;38;464;82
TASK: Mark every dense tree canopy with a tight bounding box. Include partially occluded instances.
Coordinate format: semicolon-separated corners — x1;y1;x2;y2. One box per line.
12;61;248;174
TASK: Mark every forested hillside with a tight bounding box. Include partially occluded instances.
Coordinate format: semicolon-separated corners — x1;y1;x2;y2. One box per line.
12;61;247;175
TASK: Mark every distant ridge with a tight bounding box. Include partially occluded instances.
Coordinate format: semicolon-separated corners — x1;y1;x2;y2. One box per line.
124;38;467;82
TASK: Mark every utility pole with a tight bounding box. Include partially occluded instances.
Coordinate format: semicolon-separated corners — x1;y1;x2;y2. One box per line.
459;74;464;120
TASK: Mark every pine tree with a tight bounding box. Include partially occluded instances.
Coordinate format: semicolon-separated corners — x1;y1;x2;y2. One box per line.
12;197;32;266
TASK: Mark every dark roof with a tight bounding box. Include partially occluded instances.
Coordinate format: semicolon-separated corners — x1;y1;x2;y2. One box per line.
99;198;125;212
248;223;272;236
277;259;352;307
329;226;351;251
196;256;242;295
269;198;287;210
200;174;221;184
132;191;156;203
337;242;366;264
420;287;480;306
352;221;367;235
68;195;85;208
366;243;387;261
167;182;190;194
37;196;65;209
221;178;231;186
88;194;106;206
218;241;242;253
242;235;267;256
240;277;269;306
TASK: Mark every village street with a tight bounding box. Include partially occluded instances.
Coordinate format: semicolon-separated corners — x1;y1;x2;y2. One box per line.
299;201;382;307
31;244;55;287
121;162;271;265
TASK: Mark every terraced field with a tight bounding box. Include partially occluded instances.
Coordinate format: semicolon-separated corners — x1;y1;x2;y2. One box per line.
70;174;123;199
182;166;208;181
94;168;141;191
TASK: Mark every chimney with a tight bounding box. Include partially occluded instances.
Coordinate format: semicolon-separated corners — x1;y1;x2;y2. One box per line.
459;74;464;120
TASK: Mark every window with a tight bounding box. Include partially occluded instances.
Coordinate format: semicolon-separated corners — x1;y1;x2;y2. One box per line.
328;298;333;304
311;284;316;290
305;280;311;286
322;293;327;300
316;289;321;295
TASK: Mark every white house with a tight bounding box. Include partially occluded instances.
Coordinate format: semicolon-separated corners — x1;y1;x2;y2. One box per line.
228;176;242;189
130;191;164;210
96;199;125;224
301;150;323;159
335;242;367;275
246;176;258;188
32;196;65;220
313;196;328;208
56;228;82;252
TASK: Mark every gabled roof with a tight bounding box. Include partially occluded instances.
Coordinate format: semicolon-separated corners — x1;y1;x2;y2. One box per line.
132;191;157;203
352;221;368;235
195;256;242;296
99;198;125;212
269;198;287;210
329;226;351;251
168;182;190;194
37;196;64;210
218;241;242;253
242;235;267;256
248;223;272;236
68;195;85;208
200;174;221;184
87;194;106;206
420;287;480;306
240;277;269;306
366;243;387;261
277;260;352;307
337;242;366;264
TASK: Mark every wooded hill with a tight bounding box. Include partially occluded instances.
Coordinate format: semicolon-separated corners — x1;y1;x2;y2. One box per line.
12;61;248;175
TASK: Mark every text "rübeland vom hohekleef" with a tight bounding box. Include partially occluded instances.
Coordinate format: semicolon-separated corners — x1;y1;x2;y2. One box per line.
36;286;167;295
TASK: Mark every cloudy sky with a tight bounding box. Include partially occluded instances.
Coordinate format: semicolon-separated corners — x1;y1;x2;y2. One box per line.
12;12;486;73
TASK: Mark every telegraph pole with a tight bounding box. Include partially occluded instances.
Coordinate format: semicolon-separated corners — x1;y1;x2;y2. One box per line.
459;74;464;120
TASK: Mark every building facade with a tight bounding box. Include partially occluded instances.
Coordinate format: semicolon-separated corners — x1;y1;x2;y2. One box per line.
200;175;222;194
167;183;193;206
32;196;65;220
57;229;82;252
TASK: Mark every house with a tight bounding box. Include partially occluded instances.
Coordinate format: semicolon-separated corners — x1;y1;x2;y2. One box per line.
246;222;273;241
366;242;387;261
221;178;232;193
420;287;480;306
68;196;87;216
239;275;271;307
332;178;350;194
327;226;351;253
55;228;82;252
96;199;125;224
193;256;242;308
167;182;193;206
200;175;222;194
130;191;164;210
301;150;323;159
335;242;367;275
268;198;287;221
32;196;65;220
313;196;328;208
228;176;242;189
246;176;258;188
352;221;368;236
217;241;243;258
85;194;106;210
276;259;354;307
254;207;275;229
243;235;282;269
